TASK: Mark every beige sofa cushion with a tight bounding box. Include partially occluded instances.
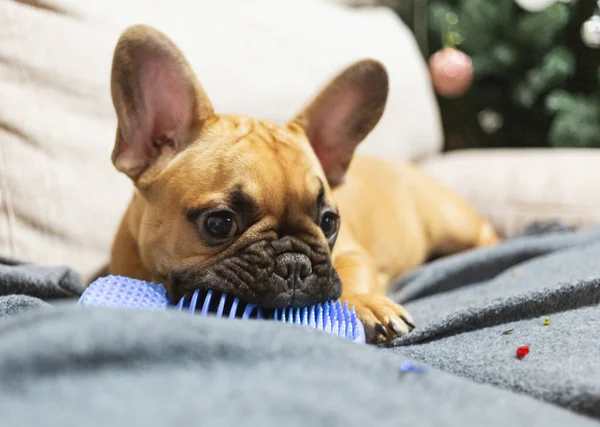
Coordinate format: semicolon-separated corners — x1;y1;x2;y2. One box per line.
420;149;600;238
0;0;440;280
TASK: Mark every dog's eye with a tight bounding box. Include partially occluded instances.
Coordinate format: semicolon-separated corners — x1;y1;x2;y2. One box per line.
204;211;238;240
320;212;339;239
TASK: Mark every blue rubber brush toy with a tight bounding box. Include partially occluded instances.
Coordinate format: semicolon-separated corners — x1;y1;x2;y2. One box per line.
79;275;366;344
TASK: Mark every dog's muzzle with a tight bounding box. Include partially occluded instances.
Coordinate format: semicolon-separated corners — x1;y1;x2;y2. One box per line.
171;236;342;309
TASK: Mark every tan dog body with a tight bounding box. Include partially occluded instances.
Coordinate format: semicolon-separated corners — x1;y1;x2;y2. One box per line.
107;25;498;343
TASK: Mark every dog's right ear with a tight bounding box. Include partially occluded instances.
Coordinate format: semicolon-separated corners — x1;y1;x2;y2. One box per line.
110;25;214;183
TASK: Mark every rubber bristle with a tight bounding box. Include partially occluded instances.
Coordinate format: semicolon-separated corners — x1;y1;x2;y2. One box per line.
216;293;227;317
229;298;240;319
189;289;200;314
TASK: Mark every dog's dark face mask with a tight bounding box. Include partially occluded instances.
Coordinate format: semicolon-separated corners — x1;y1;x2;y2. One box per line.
171;235;341;308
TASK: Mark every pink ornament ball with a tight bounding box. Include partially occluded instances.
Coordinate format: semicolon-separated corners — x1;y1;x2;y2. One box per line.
428;47;474;98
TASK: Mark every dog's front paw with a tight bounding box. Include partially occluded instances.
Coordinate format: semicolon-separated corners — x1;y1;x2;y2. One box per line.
341;293;415;344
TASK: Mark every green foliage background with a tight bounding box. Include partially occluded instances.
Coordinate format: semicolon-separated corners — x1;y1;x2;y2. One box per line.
425;0;600;150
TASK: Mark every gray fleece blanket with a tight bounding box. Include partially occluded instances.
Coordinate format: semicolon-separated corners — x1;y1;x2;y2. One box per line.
2;224;600;426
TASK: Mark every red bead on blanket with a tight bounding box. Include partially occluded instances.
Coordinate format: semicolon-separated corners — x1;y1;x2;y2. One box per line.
516;346;530;359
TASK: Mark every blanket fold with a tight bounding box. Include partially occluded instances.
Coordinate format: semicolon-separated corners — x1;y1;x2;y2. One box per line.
0;255;84;299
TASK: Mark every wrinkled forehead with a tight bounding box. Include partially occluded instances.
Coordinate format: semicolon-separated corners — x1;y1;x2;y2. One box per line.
164;119;329;214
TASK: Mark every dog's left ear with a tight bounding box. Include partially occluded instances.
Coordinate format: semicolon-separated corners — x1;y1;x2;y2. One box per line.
291;60;388;188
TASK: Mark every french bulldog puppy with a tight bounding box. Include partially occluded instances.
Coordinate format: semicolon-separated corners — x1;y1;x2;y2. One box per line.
107;25;498;343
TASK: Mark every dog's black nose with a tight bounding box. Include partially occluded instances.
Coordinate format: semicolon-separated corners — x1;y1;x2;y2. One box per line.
274;253;312;281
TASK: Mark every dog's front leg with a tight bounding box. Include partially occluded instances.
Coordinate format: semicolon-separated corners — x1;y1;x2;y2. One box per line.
333;232;414;344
